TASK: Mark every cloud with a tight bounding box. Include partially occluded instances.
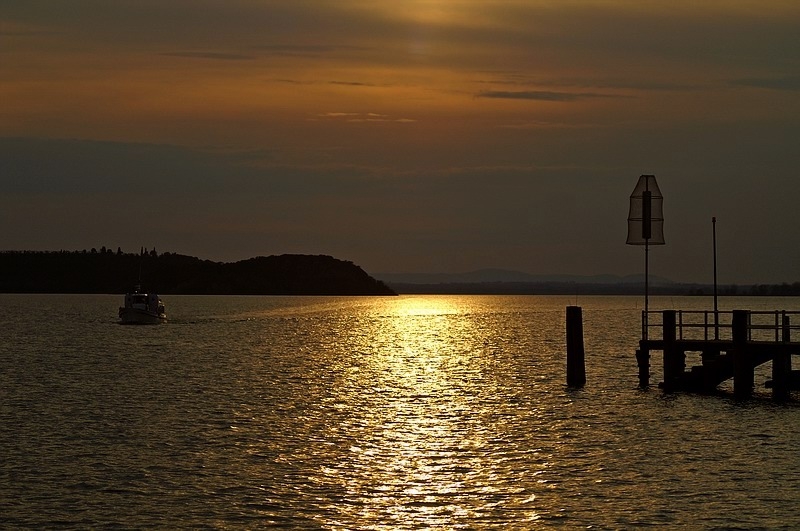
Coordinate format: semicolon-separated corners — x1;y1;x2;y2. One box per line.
159;51;255;60
729;76;800;92
476;73;700;92
0;137;236;196
476;90;626;101
314;112;416;123
328;81;376;87
253;44;367;56
319;112;361;118
500;121;606;130
262;79;382;87
0;29;58;37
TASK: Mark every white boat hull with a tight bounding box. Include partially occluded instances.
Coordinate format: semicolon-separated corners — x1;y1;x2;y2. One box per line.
119;307;167;325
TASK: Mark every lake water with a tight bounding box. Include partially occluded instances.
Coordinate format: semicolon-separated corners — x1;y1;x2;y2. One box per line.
2;294;799;529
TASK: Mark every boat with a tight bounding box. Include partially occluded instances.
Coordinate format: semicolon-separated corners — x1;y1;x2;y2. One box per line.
118;285;167;324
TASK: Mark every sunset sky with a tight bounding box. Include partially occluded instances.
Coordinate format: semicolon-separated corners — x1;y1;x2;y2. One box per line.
2;1;799;283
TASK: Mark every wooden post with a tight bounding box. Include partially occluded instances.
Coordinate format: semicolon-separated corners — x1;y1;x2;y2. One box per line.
636;347;650;388
662;310;680;390
772;313;792;400
566;306;586;387
732;310;752;399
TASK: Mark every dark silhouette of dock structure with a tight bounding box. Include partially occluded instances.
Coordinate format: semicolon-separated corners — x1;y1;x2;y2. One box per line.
636;309;800;399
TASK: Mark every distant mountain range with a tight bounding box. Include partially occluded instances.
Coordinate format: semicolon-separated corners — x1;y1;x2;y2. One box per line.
376;268;800;296
376;268;674;286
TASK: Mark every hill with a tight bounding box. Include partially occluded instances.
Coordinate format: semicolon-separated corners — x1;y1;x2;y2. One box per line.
0;250;396;295
376;268;674;286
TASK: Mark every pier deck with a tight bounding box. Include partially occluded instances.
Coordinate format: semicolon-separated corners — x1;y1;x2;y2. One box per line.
636;309;800;398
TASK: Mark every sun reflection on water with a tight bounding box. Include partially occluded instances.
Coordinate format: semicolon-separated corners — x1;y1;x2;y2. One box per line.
310;296;544;528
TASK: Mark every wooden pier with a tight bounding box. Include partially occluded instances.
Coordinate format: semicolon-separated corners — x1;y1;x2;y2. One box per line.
636;309;800;399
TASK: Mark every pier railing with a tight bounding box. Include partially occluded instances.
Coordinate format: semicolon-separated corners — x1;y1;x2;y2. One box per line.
642;310;800;343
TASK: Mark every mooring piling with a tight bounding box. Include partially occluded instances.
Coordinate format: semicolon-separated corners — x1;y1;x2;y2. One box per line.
566;306;586;387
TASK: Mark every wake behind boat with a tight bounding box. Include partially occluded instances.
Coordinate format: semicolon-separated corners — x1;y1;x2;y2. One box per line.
119;286;166;324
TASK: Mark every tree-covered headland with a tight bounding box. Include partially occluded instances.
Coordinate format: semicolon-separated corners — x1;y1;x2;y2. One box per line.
0;249;396;295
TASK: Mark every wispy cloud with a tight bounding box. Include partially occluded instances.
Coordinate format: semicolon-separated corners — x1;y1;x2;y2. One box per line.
500;120;607;130
0;29;58;37
476;90;626;101
476;74;698;92
159;51;255;60
314;112;416;123
730;76;800;92
328;81;376;87
253;44;367;56
265;79;381;87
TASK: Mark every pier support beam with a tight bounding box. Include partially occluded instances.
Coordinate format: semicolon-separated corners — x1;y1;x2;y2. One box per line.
662;310;683;391
732;310;753;399
772;313;792;400
566;306;586;387
700;347;722;392
636;347;650;388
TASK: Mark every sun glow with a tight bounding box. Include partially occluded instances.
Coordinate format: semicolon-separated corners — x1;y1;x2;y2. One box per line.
355;0;469;25
394;296;461;317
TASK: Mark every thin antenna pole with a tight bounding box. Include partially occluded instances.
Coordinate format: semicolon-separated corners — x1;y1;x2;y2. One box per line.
643;179;651;340
712;217;718;339
645;240;649;339
136;248;143;293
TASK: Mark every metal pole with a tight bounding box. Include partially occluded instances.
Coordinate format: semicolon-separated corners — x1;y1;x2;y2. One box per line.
712;217;718;340
644;240;650;340
643;182;651;340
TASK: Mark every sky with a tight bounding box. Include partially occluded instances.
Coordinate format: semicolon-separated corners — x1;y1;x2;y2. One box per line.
1;1;799;284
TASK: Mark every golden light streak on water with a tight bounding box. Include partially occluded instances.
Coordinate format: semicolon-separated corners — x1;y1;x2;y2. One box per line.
307;296;545;528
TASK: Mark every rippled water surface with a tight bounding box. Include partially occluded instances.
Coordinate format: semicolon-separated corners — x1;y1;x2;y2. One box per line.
2;294;800;529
